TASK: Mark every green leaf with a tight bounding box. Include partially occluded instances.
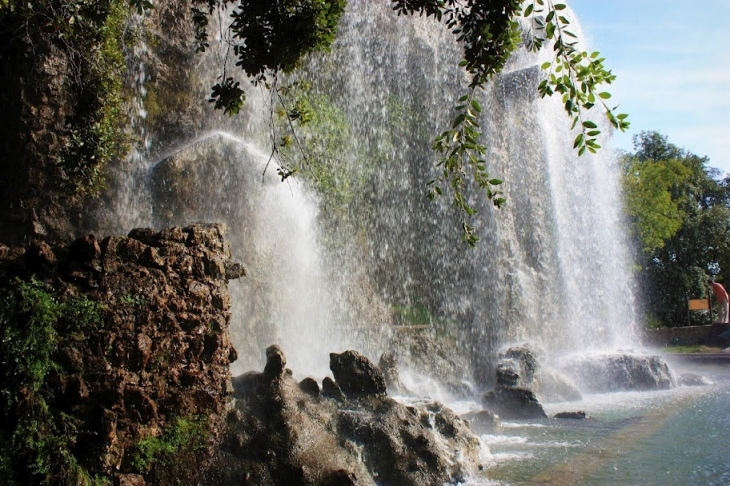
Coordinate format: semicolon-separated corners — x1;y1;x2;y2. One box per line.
573;133;584;149
582;120;598;129
598;92;612;99
554;3;567;10
541;61;552;70
524;4;534;16
471;99;482;113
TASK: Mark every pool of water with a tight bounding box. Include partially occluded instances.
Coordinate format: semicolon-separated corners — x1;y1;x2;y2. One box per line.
468;364;730;485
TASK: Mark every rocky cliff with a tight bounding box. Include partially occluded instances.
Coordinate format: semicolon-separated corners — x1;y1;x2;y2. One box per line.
0;224;244;485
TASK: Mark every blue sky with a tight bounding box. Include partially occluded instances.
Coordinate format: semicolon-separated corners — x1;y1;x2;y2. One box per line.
568;0;730;176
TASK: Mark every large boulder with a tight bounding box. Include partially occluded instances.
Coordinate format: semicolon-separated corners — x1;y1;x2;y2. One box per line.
461;410;501;434
208;346;483;486
330;350;387;399
498;345;539;386
495;344;581;403
481;386;547;420
560;353;676;392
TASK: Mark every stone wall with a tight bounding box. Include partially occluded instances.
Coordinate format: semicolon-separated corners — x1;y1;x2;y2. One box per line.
0;24;76;244
0;224;244;485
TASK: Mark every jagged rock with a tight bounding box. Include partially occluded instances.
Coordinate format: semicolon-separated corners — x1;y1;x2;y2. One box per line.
322;469;359;486
678;373;713;386
115;474;146;486
69;234;101;262
498;345;539;385
26;240;57;273
482;386;547;420
264;345;287;379
210;346;482;486
495;360;520;387
299;377;320;397
0;225;243;484
462;410;500;434
330;350;387;399
378;352;411;396
560;353;676;392
554;411;587;420
322;377;346;402
224;261;246;280
493;344;581;403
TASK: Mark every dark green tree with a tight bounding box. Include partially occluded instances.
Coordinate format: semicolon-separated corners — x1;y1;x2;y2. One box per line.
622;131;730;327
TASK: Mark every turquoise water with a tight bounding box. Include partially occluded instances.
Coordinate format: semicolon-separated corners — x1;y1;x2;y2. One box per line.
477;366;730;485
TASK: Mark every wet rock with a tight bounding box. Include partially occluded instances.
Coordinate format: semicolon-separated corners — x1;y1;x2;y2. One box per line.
678;373;713;386
560;353;676;392
212;346;483;486
330;350;386;399
264;345;287;379
224;261;246;280
299;377;320;397
127;227;158;245
378;352;411;396
462;410;500;434
322;377;346;402
482;386;547;420
495;360;520;387
498;345;539;385
554;411;587;420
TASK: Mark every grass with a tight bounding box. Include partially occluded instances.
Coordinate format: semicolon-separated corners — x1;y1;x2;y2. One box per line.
660;345;724;354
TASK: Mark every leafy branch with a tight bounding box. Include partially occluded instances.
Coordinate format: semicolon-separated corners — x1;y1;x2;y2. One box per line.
430;90;504;246
425;0;630;243
523;0;630;154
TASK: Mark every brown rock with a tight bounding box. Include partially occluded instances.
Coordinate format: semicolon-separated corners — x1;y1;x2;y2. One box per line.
264;344;287;379
115;474;146;486
134;333;154;371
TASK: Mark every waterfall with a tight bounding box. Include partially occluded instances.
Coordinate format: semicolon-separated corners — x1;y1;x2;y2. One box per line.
88;0;637;382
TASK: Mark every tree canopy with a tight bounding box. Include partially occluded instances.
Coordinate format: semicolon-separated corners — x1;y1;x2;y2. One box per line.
622;131;730;327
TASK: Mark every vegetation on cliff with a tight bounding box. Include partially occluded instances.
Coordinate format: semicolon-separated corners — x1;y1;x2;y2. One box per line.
0;225;243;485
0;0;129;197
0;279;107;485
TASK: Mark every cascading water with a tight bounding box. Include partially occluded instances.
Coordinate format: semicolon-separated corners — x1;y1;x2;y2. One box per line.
88;1;638;383
294;1;639;380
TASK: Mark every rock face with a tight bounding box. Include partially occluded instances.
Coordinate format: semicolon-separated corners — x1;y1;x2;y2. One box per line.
208;347;483;486
461;410;501;434
482;386;547;420
560;354;676;392
494;344;581;403
378;352;412;396
330;350;387;399
0;224;243;485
